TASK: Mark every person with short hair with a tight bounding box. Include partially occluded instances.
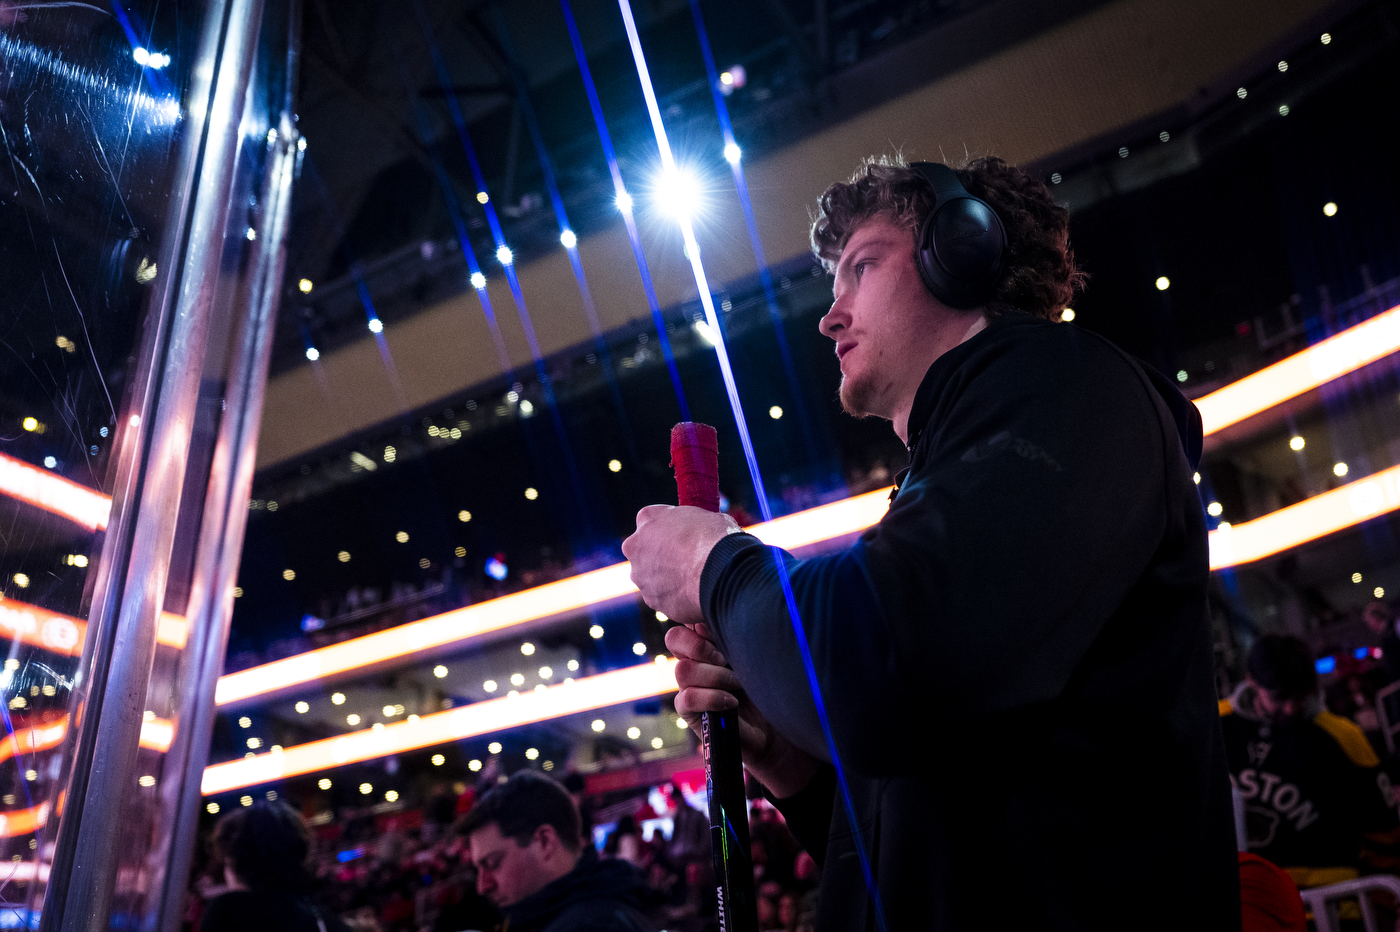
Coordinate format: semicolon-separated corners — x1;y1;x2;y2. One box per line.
1222;634;1400;888
461;771;655;931
624;155;1240;929
202;801;351;932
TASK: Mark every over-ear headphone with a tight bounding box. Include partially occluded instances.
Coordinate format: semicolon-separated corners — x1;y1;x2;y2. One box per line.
909;162;1006;309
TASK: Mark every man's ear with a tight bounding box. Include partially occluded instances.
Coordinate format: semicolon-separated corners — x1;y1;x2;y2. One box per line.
534;823;560;855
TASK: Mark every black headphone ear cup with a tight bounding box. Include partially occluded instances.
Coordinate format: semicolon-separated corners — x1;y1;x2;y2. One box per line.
910;163;1007;309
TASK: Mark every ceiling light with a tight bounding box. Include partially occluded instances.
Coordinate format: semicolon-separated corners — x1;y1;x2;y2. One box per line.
1290;436;1305;451
525;488;538;500
1061;308;1076;322
305;347;320;362
295;701;309;714
359;783;372;795
633;642;647;656
433;665;448;678
615;190;633;213
384;789;399;802
431;754;445;766
368;318;383;333
608;459;622;473
496;245;513;266
525;747;539;760
539;666;553;679
655;167;701;220
470;272;486;290
488;742;502;754
521;642;535;656
458;510;472;522
298;278;313;293
627;726;641;740
238;717;252;729
282;569;295;581
723;143;741;165
338;551;351;562
476;191;489;204
1207;502;1223;516
346;714;360;726
206;802;220;814
560;229;577;248
331;693;345;705
1353;572;1364;584
1334;462;1349;477
592;719;605;732
483;680;497;692
1376;587;1387;599
469;759;482;771
510;673;525;686
651;737;663;749
768;406;783;420
1323;202;1338;217
589;625;604;639
396;531;409;543
1155;276;1170;291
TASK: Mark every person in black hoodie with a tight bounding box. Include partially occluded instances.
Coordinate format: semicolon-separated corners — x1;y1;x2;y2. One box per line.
623;155;1240;930
461;771;655;932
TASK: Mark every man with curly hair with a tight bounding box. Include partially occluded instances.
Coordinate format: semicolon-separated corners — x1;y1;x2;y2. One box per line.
624;156;1240;929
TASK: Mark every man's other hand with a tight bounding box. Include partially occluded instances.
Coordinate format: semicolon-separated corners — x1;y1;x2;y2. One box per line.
621;504;738;627
666;623;820;799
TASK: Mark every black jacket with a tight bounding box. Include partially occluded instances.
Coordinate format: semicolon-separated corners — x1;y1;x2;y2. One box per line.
701;313;1240;930
501;850;654;932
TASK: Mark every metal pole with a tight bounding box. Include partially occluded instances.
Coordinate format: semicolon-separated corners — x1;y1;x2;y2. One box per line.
40;0;267;927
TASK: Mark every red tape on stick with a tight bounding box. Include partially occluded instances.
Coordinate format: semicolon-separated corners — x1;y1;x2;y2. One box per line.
669;421;757;932
671;422;721;513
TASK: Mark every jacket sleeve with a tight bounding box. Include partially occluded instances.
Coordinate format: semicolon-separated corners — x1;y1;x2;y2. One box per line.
765;762;837;867
700;335;1185;776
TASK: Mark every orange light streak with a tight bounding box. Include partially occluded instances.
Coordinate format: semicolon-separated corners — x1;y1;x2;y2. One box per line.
1210;463;1400;569
213;489;893;706
203;659;680;795
1197;302;1400;436
0;801;49;838
0;717;67;765
0;450;111;531
0;597;188;657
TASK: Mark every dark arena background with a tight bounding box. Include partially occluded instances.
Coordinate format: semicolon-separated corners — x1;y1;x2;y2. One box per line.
1;0;1399;928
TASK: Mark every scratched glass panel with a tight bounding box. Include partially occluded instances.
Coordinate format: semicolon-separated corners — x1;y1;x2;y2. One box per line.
0;1;201;919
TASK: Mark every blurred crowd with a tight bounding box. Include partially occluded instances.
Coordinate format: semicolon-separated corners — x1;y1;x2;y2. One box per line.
187;772;819;932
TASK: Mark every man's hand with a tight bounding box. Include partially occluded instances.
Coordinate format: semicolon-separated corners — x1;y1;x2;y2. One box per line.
667;623;819;799
621;505;738;628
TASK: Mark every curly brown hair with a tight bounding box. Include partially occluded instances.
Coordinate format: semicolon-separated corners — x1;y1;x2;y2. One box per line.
810;155;1086;320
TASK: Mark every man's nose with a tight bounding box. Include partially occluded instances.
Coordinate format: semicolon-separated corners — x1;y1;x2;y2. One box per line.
819;299;847;339
477;872;492;894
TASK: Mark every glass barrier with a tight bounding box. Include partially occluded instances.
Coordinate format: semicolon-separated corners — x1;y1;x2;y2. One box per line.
0;0;296;927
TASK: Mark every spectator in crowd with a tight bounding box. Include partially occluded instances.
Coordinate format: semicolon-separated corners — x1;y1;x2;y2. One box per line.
202;801;353;932
461;771;656;931
1363;600;1400;686
1221;634;1400;888
665;781;709;872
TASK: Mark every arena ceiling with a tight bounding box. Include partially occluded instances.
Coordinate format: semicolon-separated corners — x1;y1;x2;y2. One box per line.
261;0;1349;469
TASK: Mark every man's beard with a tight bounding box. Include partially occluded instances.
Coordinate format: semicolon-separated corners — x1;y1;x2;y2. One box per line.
838;373;881;419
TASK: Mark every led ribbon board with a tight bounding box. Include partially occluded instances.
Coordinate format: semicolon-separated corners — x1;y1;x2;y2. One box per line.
0;451;111;531
1209;463;1400;569
0;597;187;657
1196;302;1400;435
213;489;893;706
203;659;680;794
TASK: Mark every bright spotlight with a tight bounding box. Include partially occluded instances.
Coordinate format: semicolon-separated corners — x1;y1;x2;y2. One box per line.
723;143;741;165
560;229;577;248
470;271;486;290
305;347;320;362
133;47;149;65
656;167;701;220
368;318;383;333
615;190;633;214
298;278;313;293
496;245;513;266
